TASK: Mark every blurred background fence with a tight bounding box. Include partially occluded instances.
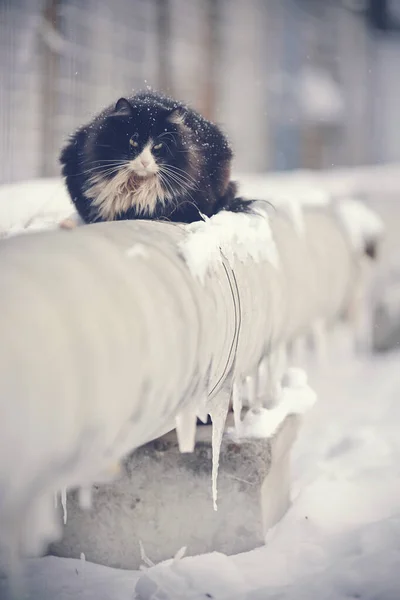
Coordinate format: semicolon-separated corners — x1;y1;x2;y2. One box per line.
1;0;400;184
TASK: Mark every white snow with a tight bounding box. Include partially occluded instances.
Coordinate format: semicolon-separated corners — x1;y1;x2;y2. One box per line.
135;551;248;600
232;381;243;432
0;178;73;237
1;330;397;600
228;368;317;440
179;207;280;283
126;243;148;258
335;197;385;253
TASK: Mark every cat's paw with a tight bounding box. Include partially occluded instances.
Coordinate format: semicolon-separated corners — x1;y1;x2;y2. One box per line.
59;214;83;230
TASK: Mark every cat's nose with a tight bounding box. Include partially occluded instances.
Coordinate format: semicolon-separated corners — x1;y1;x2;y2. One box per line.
140;158;150;168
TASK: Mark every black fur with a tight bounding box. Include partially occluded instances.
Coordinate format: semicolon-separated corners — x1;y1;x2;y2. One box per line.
60;90;251;224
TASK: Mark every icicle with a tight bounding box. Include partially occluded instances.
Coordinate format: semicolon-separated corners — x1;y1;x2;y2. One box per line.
175;405;197;453
78;486;92;510
232;381;242;432
173;546;187;564
61;488;67;525
126;243;148;259
265;344;287;407
245;374;260;411
53;491;58;509
208;390;230;511
311;318;327;362
257;357;269;397
139;539;155;568
196;392;209;424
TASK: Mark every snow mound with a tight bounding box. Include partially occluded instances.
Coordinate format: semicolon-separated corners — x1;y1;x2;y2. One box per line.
335;197;385;253
0;178;74;237
179;207;279;283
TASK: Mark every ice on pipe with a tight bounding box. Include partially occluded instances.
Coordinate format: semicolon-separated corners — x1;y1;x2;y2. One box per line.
208;391;230;511
245;374;260;411
196;393;209;425
180;208;279;283
228;368;316;440
256;356;271;407
265;344;287;408
311;318;328;362
139;539;156;569
335;197;384;253
135;551;247;600
232;381;242;432
126;243;148;259
175;405;198;453
60;489;67;526
273;194;306;236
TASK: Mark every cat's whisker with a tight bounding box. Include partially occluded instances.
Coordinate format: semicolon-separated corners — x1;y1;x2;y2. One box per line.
76;169;121;179
164;169;197;187
168;198;204;218
158;172;176;201
161;162;196;176
84;159;129;167
159;166;198;189
160;172;188;194
162;173;199;209
161;169;197;194
160;165;199;187
83;164;124;174
158;132;179;145
79;163;129;177
69;167;123;179
86;158;127;163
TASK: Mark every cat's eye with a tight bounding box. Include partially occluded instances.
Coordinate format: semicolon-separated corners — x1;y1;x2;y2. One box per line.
153;143;163;150
129;138;139;148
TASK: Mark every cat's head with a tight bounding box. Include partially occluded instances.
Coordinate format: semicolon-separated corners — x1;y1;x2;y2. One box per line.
81;96;199;219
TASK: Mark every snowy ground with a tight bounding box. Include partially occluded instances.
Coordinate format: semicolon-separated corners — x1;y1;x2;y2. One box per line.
2;333;399;600
1;175;399;599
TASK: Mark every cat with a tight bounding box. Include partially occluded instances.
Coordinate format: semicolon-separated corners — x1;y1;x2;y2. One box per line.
60;90;252;225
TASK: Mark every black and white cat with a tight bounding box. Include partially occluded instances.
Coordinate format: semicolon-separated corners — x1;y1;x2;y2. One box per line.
60;90;251;224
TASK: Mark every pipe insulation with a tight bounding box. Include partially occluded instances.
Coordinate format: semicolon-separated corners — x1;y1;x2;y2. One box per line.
0;200;382;569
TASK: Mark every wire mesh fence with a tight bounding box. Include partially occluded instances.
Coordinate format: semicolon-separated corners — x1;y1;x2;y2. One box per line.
0;0;396;185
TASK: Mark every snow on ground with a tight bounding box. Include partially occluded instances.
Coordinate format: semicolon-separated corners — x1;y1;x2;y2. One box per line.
1;332;399;600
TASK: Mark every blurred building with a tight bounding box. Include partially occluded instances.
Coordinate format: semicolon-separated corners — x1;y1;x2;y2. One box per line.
1;0;400;184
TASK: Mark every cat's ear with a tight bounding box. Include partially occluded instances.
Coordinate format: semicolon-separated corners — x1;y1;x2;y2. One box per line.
109;98;134;118
167;106;186;126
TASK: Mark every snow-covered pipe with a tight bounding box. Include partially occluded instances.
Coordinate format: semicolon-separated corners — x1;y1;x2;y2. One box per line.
0;201;380;571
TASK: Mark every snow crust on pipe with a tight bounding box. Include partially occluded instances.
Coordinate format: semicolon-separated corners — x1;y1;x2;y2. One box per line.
227;369;317;441
0;205;371;568
335;198;384;253
179;206;279;283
